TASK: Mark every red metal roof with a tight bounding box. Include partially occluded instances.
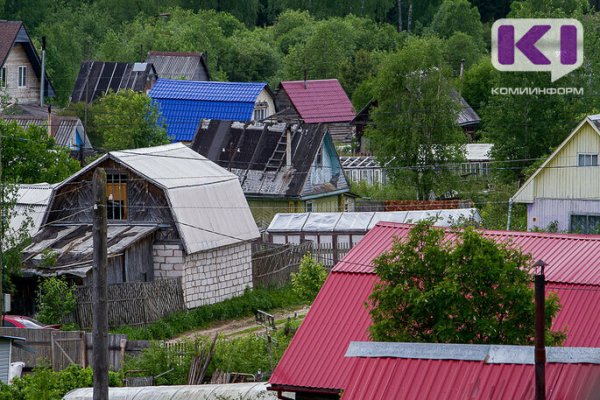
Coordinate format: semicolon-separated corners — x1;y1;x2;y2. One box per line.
280;79;356;123
270;222;600;394
334;222;600;286
343;357;600;400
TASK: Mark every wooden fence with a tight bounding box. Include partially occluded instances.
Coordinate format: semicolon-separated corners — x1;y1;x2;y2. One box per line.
251;241;311;288
0;328;150;371
75;278;185;330
308;242;353;268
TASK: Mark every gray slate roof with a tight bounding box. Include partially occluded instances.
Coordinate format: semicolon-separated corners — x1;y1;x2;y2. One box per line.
146;51;210;81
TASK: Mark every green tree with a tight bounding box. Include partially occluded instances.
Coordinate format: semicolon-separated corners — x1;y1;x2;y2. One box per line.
442;31;485;74
369;222;565;344
92;90;169;151
431;0;485;49
291;254;328;301
0;120;79;184
366;36;465;199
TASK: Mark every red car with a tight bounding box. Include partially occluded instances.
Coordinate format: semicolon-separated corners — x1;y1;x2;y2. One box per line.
2;315;59;329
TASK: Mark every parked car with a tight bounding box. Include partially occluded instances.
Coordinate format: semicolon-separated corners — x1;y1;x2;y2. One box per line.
2;315;59;329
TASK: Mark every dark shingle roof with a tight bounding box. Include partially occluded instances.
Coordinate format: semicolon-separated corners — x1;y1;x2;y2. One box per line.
71;61;157;103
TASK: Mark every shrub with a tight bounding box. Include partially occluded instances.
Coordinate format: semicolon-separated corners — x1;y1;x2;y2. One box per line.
291;254;328;302
35;276;77;326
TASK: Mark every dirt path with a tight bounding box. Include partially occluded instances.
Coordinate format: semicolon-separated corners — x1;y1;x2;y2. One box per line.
169;305;310;343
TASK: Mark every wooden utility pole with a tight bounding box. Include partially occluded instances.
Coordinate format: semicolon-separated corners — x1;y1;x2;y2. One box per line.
92;168;108;400
534;259;547;400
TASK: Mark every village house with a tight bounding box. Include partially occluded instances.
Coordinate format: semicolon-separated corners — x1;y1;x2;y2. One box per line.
21;143;259;309
145;51;210;81
149;79;275;143
0;20;55;106
70;61;158;104
512;115;600;233
275;79;356;146
192;120;353;230
269;223;600;399
2;109;93;156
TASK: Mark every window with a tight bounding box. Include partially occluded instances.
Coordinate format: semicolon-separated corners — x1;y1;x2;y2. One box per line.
316;147;323;166
571;214;600;234
0;67;5;87
373;169;381;185
351;170;359;182
106;173;127;220
578;153;598;167
305;201;314;212
18;66;27;88
253;101;269;121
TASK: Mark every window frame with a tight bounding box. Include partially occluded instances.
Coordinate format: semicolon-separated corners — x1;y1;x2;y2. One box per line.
0;67;6;88
570;213;600;234
305;201;314;213
106;172;128;221
18;66;27;88
577;153;598;167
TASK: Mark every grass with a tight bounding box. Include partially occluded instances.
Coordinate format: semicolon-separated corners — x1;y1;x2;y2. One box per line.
111;285;307;340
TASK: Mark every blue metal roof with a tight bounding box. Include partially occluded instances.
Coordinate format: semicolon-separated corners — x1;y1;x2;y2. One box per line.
149;79;267;142
149;79;266;102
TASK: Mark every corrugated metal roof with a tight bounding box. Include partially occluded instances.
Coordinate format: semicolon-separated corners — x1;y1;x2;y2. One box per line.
146;51;210;81
150;79;266;102
270;222;600;393
267;209;481;233
342;356;600;400
334;222;600;285
455;93;481;127
71;61;157;103
10;183;54;239
280;80;356;123
63;382;277;400
54;143;259;254
2;115;92;149
150;80;267;142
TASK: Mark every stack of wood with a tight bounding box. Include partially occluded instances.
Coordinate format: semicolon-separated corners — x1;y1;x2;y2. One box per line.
187;333;218;385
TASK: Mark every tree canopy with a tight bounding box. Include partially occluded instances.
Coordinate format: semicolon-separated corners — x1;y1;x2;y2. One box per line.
369;222;565;345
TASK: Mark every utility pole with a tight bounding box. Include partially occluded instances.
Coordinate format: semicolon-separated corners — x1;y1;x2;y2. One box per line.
40;36;46;107
92;168;108;400
534;259;547;400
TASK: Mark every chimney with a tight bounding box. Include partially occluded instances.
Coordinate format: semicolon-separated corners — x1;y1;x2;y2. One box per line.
286;126;292;168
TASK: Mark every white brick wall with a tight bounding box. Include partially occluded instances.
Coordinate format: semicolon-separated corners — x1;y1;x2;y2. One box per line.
153;243;185;279
182;241;253;308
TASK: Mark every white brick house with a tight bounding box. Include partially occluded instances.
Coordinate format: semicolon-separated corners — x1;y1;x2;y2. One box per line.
24;143;260;308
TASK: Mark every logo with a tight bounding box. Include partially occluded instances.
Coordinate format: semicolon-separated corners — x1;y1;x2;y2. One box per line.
492;19;583;82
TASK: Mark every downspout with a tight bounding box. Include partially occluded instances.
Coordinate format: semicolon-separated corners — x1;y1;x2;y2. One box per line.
506;197;514;231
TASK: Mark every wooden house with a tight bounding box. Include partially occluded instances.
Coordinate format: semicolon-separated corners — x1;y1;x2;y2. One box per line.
146;51;210;81
275;79;356;146
512;115;600;233
70;61;157;104
149;79;275;143
0;21;55;107
22;143;259;309
192;120;354;230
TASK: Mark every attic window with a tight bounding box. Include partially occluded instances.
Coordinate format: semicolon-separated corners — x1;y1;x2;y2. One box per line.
0;67;5;87
106;173;128;220
253;101;268;121
316;147;323;166
578;153;598;167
